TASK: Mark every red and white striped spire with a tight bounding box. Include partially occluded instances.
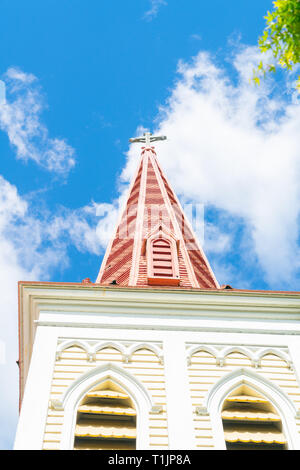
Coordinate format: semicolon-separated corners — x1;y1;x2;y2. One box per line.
96;132;219;289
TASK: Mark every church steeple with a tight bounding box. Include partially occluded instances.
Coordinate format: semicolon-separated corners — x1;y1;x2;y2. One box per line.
96;133;219;289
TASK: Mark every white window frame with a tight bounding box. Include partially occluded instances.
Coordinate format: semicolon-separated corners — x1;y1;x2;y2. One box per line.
58;363;154;450
203;368;300;450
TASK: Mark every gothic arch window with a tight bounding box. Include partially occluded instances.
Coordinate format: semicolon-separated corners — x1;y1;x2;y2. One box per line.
147;236;180;286
73;379;136;450
221;385;287;450
204;368;300;450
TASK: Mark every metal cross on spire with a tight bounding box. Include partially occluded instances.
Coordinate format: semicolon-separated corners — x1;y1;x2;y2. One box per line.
129;131;167;147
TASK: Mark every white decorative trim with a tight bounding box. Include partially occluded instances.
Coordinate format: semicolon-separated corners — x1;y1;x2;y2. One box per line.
59;362;155;449
56;339;164;364
221;346;254;363
37;319;300;336
127;342;164;364
93;341;126;358
129;151;148;286
186;345;219;366
256;348;292;369
56;339;92;361
186;343;292;370
203;368;300;450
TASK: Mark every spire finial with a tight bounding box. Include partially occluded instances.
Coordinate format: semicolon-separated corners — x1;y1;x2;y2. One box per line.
129;131;167;147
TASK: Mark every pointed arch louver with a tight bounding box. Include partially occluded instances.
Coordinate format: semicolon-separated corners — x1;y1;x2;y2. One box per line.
221;385;287;450
74;380;136;450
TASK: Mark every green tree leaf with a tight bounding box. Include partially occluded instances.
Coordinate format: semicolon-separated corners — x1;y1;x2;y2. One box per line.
253;0;300;92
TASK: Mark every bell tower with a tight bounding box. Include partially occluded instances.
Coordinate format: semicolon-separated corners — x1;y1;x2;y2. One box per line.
14;134;300;450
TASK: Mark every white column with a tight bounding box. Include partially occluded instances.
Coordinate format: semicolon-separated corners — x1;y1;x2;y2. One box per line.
14;326;57;450
163;335;196;449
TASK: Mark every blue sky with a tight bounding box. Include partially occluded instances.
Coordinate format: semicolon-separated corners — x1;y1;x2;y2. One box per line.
0;0;275;284
2;0;300;449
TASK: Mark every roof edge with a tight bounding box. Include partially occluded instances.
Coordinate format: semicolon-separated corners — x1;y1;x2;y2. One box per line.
17;280;300;297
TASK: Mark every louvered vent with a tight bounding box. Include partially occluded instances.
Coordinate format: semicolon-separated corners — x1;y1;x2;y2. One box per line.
147;237;180;286
222;386;287;450
74;380;136;450
152;239;173;278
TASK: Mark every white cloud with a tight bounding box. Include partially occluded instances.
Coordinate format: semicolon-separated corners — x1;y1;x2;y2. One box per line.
190;34;202;41
0;68;75;174
44;202;118;257
204;222;231;254
143;0;167;20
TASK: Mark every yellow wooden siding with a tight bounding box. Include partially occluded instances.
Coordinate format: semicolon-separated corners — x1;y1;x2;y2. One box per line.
43;345;168;449
187;351;300;449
